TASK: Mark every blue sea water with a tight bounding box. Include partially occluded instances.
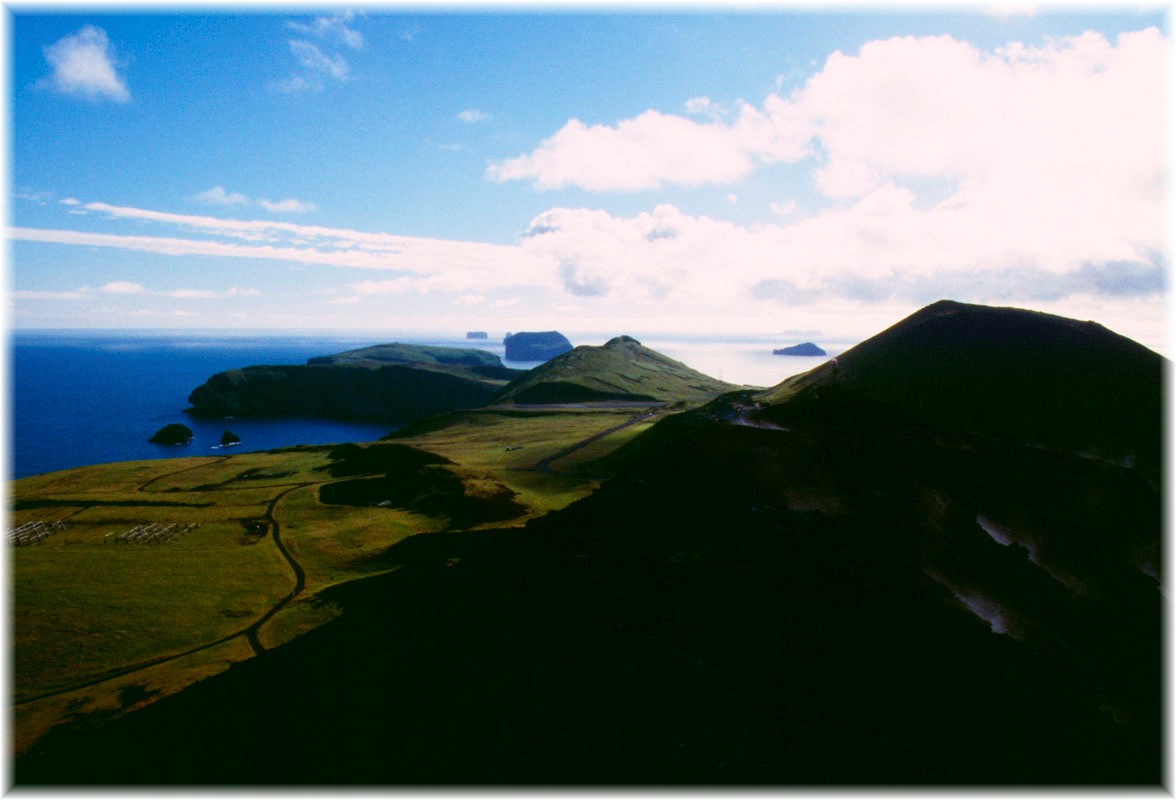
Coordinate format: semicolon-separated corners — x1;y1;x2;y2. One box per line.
8;330;842;480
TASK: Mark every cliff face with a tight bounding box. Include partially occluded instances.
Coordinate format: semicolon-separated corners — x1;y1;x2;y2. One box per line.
186;363;507;423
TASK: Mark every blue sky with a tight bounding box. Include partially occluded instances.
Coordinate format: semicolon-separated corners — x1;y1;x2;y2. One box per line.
7;6;1171;345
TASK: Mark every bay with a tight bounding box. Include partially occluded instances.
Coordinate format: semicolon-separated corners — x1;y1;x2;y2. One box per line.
8;330;845;480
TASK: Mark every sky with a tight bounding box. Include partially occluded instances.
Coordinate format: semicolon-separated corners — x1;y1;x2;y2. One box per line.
5;4;1171;346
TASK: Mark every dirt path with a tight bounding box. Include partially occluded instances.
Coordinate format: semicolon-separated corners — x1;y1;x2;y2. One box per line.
245;484;309;654
136;456;232;492
15;481;313;705
530;408;663;474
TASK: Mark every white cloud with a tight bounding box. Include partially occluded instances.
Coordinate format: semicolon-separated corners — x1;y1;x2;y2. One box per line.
192;188;316;215
10;200;554;293
487;108;788;191
289;39;350;81
165;288;218;299
683;96;715;115
271;75;316;94
457;109;490;123
13;282;261;303
193;186;250;206
100;281;145;295
287;12;364;50
489;28;1166;222
11;289;86;301
39;25;130;103
274;14;362;93
454;294;485;306
258;197;318;214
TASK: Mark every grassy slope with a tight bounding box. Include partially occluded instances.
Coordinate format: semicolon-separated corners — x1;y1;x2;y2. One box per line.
9;404;666;755
492;335;741;405
307;342;504;368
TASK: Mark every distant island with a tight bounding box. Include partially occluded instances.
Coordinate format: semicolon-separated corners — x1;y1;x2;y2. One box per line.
466;331;488;339
504;331;573;361
773;342;826;356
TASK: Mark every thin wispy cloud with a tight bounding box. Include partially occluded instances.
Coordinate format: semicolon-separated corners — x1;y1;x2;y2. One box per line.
274;12;363;92
287;12;364;50
192;187;317;215
289;40;350;81
38;25;130;103
9;200;553;294
14;282;260;302
457;109;490;123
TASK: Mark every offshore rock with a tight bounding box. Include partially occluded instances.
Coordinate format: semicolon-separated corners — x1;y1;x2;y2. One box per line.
503;331;573;362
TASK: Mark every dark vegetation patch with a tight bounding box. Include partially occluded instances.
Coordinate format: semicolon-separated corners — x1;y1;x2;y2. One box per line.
319;442;522;529
320;466;524;529
319;442;452;478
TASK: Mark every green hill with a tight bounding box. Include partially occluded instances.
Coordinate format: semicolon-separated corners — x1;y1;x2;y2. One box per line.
309;342;508;373
491;335;741;405
186;342;525;423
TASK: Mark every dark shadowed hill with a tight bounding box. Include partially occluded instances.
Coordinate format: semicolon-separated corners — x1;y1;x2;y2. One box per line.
15;301;1163;787
760;299;1164;483
492;335;741;405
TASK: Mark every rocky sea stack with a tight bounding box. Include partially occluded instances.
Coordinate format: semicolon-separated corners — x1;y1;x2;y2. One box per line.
148;423;193;445
503;331;573;362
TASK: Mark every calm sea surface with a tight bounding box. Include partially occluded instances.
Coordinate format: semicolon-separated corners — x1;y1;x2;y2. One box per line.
8;331;846;480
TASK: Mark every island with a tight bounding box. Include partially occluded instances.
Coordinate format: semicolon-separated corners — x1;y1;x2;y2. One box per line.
504;331;573;362
773;342;827;356
148;423;193;445
186;342;525;423
466;331;488;339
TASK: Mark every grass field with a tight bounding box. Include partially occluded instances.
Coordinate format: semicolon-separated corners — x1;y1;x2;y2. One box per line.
9;403;673;755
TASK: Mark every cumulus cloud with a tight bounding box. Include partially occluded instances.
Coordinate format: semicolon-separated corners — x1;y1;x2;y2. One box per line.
457;109;490;123
489;28;1165;218
39;25;130;102
518;191;1165;311
487;106;800;191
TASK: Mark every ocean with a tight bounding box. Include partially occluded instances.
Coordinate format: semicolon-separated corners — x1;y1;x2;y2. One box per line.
7;330;845;480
